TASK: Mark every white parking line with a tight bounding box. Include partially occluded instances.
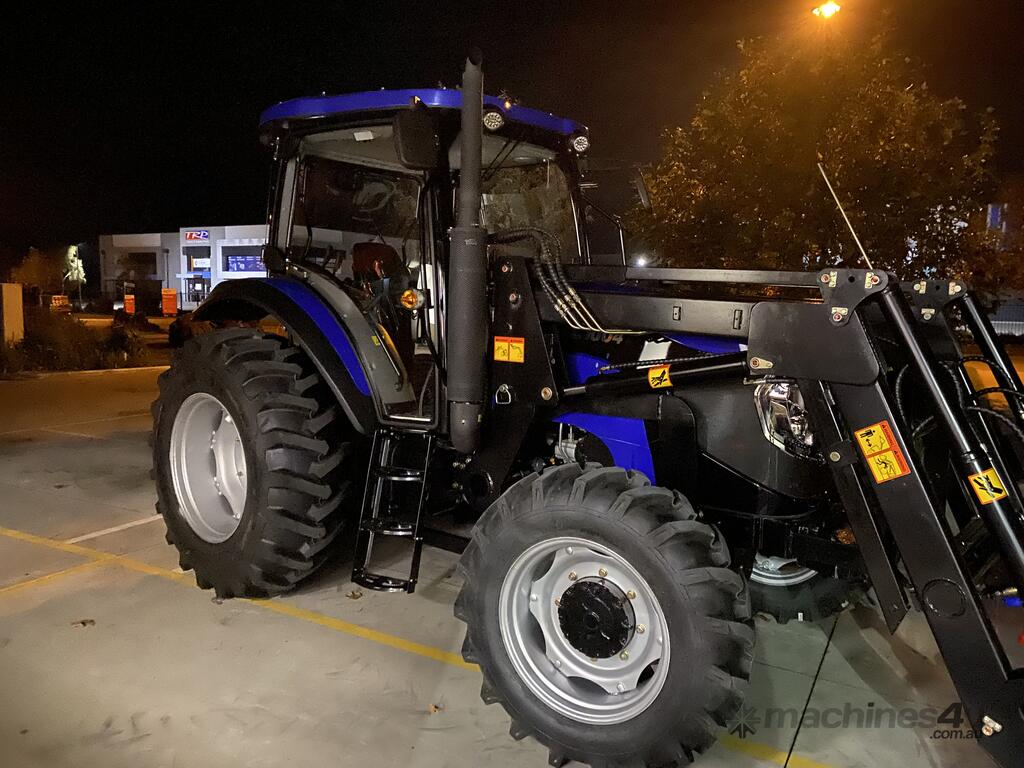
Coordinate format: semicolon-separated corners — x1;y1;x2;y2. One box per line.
41;428;102;440
64;514;164;544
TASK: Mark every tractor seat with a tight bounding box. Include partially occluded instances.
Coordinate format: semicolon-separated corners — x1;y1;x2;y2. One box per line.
352;241;402;283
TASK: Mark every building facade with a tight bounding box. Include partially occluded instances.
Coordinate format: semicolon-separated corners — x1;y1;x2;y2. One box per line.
99;225;267;311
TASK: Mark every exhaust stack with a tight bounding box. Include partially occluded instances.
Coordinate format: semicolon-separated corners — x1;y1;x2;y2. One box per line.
446;51;488;454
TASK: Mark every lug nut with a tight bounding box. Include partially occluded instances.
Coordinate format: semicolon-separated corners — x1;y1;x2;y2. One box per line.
568;571;578;582
598;568;608;578
616;683;625;693
566;547;574;555
530;593;538;602
626;590;637;600
619;651;629;661
636;624;646;634
554;597;561;606
829;451;841;463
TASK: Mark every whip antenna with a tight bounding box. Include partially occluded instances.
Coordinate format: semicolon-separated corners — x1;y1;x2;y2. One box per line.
817;162;874;270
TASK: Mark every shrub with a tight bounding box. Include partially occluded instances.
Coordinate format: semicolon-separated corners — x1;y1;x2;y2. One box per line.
5;309;149;372
0;341;26;376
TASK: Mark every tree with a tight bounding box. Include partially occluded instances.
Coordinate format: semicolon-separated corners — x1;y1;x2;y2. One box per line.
632;19;1004;286
63;245;86;306
10;247;65;293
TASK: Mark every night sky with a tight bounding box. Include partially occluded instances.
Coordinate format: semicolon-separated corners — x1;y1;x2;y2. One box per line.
3;1;1023;250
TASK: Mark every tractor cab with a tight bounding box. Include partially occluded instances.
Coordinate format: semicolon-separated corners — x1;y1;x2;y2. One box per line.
255;88;598;427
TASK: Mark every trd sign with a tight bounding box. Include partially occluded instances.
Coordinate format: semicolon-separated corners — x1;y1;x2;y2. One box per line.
185;230;210;242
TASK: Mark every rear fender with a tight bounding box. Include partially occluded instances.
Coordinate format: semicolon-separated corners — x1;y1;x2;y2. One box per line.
193;277;376;434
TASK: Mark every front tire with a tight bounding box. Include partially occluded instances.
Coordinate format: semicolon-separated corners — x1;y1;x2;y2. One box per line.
152;328;357;598
455;464;754;767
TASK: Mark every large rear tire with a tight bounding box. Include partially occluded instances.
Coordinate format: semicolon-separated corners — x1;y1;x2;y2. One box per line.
152;328;357;598
455;464;754;767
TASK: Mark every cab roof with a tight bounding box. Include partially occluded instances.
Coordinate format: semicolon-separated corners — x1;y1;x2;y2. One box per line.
259;88;586;136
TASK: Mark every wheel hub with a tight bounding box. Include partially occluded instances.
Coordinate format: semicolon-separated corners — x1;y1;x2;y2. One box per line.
558;577;635;658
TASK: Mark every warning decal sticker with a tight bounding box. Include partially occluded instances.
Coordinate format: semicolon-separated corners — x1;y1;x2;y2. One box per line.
854;420;911;484
968;468;1008;505
494;336;525;364
647;365;672;389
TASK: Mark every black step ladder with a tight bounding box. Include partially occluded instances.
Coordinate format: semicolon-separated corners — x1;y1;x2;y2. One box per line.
352;429;434;593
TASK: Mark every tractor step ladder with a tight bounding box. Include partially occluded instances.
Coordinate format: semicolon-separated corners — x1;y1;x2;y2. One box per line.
352;428;434;593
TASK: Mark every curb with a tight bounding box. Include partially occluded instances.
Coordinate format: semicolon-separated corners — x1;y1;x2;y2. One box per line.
11;365;170;380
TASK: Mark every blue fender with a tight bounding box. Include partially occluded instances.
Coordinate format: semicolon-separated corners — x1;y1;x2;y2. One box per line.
194;276;376;434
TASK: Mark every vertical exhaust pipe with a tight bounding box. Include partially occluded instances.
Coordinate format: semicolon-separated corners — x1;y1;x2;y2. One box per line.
446;50;488;454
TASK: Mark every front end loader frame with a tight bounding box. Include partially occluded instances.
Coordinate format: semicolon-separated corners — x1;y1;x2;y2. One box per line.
526;264;1024;763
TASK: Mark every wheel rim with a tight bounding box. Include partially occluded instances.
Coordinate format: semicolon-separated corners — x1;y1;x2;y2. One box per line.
169;392;248;544
750;554;818;587
498;536;671;725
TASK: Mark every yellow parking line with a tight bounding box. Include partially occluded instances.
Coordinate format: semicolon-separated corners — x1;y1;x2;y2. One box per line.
0;524;832;767
0;560;108;598
252;599;475;670
0;524;467;667
718;733;833;768
0;525;122;561
0;525;194;585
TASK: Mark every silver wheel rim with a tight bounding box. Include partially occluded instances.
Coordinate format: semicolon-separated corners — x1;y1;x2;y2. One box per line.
750;554;818;587
498;536;671;725
169;392;248;544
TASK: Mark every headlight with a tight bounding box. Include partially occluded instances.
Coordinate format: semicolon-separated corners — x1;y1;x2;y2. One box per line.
754;381;817;460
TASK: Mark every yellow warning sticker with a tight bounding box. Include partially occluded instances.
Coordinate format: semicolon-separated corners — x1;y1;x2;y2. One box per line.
968;468;1008;505
494;336;525;364
647;365;672;389
855;423;891;455
865;451;907;484
854;420;910;484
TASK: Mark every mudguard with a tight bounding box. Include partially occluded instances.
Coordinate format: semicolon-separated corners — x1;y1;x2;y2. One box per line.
193;276;377;434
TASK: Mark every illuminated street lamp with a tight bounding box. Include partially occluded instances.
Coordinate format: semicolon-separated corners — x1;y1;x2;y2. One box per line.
812;1;841;18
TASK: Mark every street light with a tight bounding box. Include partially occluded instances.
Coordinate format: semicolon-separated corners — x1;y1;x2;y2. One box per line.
812;1;841;18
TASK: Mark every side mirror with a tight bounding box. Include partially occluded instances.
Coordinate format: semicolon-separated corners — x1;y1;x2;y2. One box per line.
393;104;441;171
632;170;653;211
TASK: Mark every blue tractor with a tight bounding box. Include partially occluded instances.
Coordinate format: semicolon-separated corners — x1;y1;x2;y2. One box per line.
153;54;1024;767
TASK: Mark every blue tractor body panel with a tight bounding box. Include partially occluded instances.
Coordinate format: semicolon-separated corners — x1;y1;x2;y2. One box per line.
564;352;618;386
552;412;656;482
665;333;744;355
259;88;586;136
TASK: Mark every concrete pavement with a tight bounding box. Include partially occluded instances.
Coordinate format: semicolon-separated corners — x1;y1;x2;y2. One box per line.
0;368;1005;768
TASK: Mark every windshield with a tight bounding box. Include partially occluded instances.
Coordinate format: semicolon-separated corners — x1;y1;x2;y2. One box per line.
480;161;580;263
